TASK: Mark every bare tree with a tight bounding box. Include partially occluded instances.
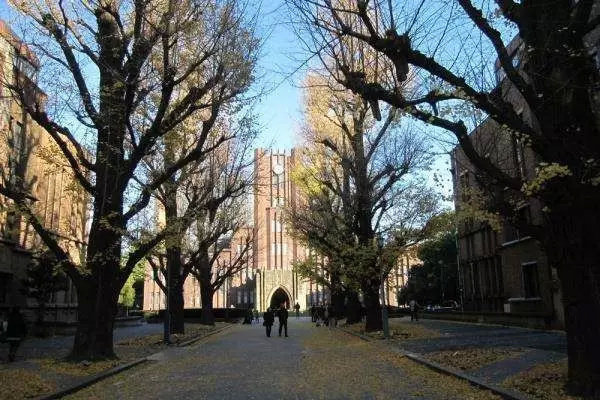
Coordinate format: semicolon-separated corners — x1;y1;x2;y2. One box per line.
0;0;259;359
147;119;256;330
287;0;600;393
288;69;438;331
183;142;255;325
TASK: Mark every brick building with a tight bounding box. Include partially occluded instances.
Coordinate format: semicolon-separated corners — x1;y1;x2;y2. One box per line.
451;39;564;327
144;147;408;313
0;20;88;322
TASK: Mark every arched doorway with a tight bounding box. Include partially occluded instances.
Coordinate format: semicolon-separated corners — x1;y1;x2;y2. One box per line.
270;287;290;310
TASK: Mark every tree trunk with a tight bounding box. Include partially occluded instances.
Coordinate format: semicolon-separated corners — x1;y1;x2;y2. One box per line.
67;8;128;360
197;249;215;325
345;290;361;324
560;264;600;396
70;201;123;359
363;284;382;332
200;279;215;326
169;278;185;334
330;273;345;318
549;209;600;397
331;289;345;320
70;278;119;360
166;245;185;334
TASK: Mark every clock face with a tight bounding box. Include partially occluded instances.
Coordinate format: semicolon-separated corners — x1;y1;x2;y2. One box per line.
273;163;284;175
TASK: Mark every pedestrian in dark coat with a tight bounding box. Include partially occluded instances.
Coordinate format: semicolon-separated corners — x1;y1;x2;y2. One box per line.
310;304;316;322
277;304;288;337
294;302;300;319
263;308;275;337
6;307;27;362
409;299;420;322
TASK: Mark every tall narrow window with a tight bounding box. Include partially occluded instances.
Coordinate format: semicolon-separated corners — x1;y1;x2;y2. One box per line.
9;121;25;186
522;262;539;298
0;273;11;303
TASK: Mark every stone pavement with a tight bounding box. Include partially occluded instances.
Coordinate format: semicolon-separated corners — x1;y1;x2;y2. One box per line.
66;317;501;400
392;317;567;386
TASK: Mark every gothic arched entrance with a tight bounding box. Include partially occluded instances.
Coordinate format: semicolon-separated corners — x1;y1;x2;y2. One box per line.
270;287;290;309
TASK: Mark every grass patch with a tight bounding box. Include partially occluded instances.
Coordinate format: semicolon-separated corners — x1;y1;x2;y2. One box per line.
503;359;583;400
36;358;122;377
0;369;55;399
426;347;524;371
299;327;501;399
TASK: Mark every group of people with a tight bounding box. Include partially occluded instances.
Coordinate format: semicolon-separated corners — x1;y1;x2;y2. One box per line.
244;308;262;325
0;307;28;362
309;302;337;329
262;304;288;337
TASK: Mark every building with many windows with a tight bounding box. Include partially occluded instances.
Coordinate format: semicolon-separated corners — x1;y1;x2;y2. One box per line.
451;38;564;327
0;20;88;322
144;147;409;313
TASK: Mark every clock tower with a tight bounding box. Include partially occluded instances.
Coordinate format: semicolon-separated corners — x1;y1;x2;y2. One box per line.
252;148;319;311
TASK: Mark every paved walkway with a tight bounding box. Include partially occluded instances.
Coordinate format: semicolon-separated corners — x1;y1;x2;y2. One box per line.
393;318;567;386
66;318;501;400
0;322;163;362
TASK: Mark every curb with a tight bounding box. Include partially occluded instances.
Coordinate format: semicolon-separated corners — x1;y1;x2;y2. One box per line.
176;323;234;347
338;327;529;400
38;322;236;399
391;315;566;335
38;358;148;400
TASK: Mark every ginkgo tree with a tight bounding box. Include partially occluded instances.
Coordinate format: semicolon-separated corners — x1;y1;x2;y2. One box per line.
287;0;600;394
0;0;259;359
288;68;440;331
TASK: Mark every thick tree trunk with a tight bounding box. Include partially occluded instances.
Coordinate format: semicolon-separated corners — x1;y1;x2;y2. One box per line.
363;285;383;332
68;8;128;360
70;277;119;360
198;250;215;325
549;208;600;397
70;203;123;360
560;264;600;396
169;278;185;334
331;290;345;319
165;243;185;334
520;7;600;394
330;273;345;318
345;290;361;324
200;280;215;326
162;136;187;334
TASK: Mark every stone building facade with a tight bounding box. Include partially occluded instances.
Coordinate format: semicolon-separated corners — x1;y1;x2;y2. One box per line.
451;39;564;327
0;20;87;322
253;148;311;311
144;148;407;312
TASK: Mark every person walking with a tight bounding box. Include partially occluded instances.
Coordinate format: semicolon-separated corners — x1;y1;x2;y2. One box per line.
6;307;27;362
278;303;288;337
409;299;420;322
263;307;275;337
294;302;300;319
310;304;316;322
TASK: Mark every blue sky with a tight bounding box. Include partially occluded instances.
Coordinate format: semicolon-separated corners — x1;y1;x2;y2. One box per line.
0;0;454;203
254;1;305;149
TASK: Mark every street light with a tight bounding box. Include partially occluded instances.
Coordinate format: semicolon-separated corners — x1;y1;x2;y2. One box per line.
438;260;445;303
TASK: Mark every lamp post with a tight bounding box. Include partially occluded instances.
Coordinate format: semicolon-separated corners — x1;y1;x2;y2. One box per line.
377;235;389;339
438;260;445;303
